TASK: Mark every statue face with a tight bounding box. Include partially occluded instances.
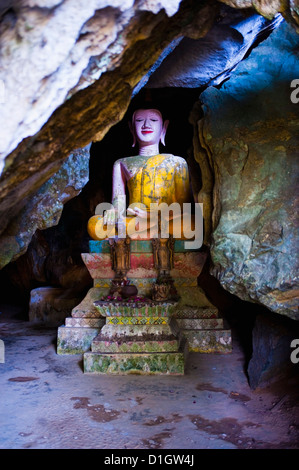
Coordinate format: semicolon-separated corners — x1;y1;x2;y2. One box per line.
133;109;164;146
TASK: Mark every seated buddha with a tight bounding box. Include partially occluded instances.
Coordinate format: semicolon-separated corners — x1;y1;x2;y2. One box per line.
87;107;195;241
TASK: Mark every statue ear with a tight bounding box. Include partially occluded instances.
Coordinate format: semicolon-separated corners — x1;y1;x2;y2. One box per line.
128;121;136;147
160;119;169;146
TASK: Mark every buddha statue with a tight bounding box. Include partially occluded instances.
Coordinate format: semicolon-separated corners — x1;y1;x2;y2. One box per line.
87;107;194;241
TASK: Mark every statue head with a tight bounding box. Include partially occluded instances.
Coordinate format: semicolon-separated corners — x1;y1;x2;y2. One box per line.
129;108;169;149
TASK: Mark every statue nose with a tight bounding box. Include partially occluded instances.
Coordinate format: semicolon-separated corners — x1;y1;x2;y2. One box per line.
142;119;151;128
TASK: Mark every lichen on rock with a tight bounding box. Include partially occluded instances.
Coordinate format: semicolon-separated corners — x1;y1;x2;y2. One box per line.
195;21;299;319
0;146;90;269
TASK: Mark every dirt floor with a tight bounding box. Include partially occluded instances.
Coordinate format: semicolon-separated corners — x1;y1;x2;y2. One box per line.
0;303;298;451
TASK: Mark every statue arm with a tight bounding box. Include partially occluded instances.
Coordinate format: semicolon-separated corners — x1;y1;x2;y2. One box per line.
174;157;193;204
112;160;126;207
104;160;126;225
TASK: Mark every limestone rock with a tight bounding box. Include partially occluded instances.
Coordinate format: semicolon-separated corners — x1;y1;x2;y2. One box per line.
147;12;283;88
29;286;82;325
195;22;299;319
219;0;299;30
0;146;90;269
247;312;299;389
0;0;181;163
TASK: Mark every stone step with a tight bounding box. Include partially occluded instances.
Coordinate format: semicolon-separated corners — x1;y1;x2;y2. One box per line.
173;307;219;319
93;301;177;318
91;337;180;353
84;339;188;375
65;317;105;328
181;329;232;353
57;325;100;355
106;316;168;325
100;323;174;337
175;318;224;329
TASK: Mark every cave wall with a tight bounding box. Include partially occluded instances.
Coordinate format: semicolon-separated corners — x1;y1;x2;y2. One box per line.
0;146;90;268
193;21;299;320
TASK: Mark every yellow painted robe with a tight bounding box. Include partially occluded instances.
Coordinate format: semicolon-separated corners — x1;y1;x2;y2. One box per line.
127;154;191;209
88;154;192;240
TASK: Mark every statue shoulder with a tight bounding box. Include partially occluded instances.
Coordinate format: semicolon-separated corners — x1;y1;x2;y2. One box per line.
113;157;133;169
114;157;128;165
114;155;143;163
162;154;188;167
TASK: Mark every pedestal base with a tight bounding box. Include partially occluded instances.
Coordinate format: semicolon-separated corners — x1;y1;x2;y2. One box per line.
83;301;187;375
57;325;102;355
84;345;187;375
56;240;232;374
57;287;107;354
173;307;232;353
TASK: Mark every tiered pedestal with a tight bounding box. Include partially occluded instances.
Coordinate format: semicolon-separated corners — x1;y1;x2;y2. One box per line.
57;239;232;373
84;301;187;375
173;306;232;353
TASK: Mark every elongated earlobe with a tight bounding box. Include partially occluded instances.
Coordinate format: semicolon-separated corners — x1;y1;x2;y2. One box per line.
128;121;136;147
160;119;169;146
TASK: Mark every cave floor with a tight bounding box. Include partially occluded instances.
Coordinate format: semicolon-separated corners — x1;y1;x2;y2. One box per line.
0;303;298;451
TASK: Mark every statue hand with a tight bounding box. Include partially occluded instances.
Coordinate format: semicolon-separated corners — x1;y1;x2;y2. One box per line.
127;207;148;219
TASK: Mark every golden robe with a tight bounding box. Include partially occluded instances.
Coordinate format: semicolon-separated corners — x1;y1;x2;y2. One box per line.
127;154;190;209
88;154;192;240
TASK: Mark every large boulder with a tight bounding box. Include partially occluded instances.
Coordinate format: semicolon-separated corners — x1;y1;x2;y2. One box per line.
29;286;82;325
194;21;299;320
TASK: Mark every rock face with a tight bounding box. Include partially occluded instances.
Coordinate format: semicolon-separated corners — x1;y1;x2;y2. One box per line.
0;0;185;163
146;11;283;88
247;312;299;389
194;22;299;320
0;146;90;269
220;0;299;32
